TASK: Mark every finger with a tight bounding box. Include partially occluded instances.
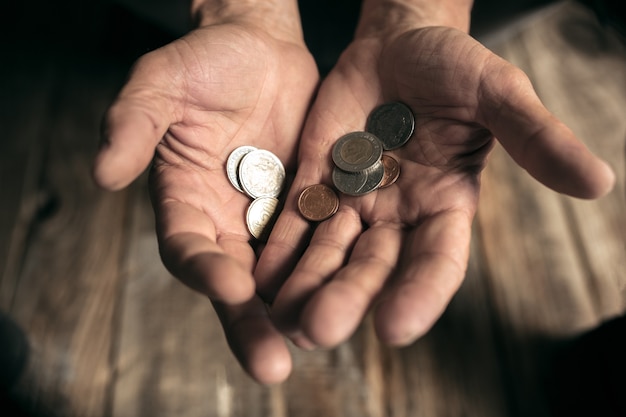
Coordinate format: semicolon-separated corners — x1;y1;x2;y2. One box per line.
254;113;345;299
93;58;176;191
373;209;472;346
253;188;315;301
479;62;615;199
213;298;292;385
298;224;404;348
255;65;378;299
254;144;329;300
270;207;362;336
155;198;256;304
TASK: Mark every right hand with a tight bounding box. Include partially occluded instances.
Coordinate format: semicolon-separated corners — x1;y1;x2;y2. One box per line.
258;25;614;350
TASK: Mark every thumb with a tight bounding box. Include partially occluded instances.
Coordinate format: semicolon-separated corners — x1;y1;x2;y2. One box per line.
481;64;615;199
93;58;176;191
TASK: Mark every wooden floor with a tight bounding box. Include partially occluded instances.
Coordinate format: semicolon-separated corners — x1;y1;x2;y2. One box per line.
1;1;625;416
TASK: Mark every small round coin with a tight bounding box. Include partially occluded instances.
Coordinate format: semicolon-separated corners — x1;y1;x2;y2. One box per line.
238;149;285;199
297;184;339;221
246;197;279;241
332;166;367;196
378;154;401;188
226;145;257;193
366;101;415;150
332;131;383;173
332;161;385;196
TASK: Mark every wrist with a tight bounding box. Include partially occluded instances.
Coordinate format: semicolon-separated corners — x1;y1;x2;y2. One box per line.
191;0;304;43
355;0;473;40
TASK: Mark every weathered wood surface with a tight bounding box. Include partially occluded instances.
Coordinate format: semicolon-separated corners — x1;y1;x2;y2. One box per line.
1;1;624;416
476;4;626;415
0;47;132;416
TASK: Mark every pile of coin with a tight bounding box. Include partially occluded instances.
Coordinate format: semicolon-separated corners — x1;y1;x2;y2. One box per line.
224;101;415;238
330;101;414;196
296;102;413;222
225;146;285;241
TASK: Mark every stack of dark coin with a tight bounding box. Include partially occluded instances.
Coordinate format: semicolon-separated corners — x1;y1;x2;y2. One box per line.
298;101;414;221
331;101;414;196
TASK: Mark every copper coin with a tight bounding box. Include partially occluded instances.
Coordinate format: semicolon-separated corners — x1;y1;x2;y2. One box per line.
379;154;400;188
297;184;339;221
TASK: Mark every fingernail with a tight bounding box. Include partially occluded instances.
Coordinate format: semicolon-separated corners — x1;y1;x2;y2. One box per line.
290;334;317;351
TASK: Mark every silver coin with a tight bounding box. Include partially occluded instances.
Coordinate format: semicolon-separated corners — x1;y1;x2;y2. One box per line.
226;145;257;193
331;131;383;172
366;102;415;150
246;197;279;241
332;161;385;196
238;149;285;199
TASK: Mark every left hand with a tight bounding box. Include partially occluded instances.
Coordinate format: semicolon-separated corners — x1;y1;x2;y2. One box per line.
93;21;319;383
256;26;615;349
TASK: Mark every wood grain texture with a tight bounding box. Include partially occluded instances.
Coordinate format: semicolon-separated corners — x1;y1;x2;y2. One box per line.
476;2;626;416
111;178;274;417
0;64;54;311
3;57;131;417
0;1;624;416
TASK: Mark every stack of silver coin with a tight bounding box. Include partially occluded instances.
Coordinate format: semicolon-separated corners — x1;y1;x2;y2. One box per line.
226;146;285;240
331;101;414;196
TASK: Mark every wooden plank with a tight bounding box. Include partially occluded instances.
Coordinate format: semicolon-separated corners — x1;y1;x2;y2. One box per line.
475;1;626;416
111;176;276;417
281;329;377;417
0;63;53;310
509;0;626;318
274;226;507;417
2;2;623;417
484;0;626;329
478;145;594;417
387;232;509;417
7;57;131;417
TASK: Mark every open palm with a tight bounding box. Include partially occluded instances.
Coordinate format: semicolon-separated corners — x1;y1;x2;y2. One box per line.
94;23;318;383
258;27;614;349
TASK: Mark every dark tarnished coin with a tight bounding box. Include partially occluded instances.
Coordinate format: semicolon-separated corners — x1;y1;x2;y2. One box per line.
332;166;367;195
297;184;339;221
366;102;415;150
379;154;401;188
331;131;383;173
332;161;385;196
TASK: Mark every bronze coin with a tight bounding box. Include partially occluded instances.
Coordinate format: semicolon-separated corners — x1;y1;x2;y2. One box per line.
332;131;383;172
297;184;339;221
378;154;400;188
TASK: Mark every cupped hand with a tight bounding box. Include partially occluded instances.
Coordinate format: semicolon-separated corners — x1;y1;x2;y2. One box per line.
93;23;319;383
258;27;614;349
